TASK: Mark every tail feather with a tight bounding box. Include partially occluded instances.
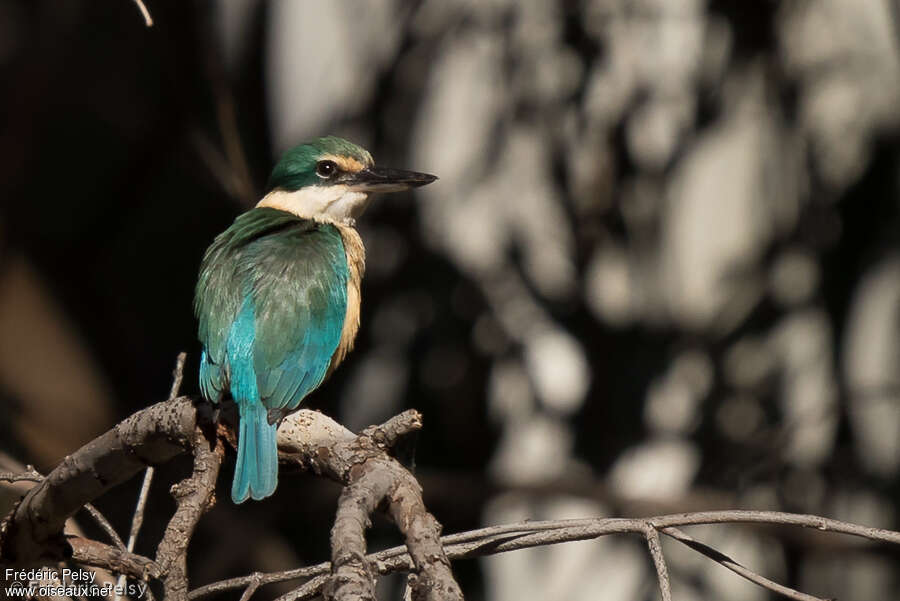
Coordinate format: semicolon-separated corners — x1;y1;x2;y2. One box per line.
233;401;278;503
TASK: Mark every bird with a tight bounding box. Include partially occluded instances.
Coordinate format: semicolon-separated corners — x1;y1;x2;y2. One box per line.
194;136;436;503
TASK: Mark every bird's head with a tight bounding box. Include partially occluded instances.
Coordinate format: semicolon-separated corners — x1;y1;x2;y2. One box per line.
258;136;436;225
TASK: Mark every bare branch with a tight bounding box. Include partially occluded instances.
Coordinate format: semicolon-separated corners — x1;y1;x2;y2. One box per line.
156;429;223;601
237;575;262;601
2;467;126;552
196;9;256;207
127;469;154;555
110;353;185;599
660;527;828;601
169;352;187;400
0;470;42;483
645;511;900;545
272;574;330;601
4;390;897;601
83;503;126;550
130;0;153;27
191;509;900;600
644;526;672;601
0;396;203;563
188;566;327;600
385;470;461;601
69;537;159;581
326;478;380;600
115;467;155;601
359;411;423;449
276;409;462;601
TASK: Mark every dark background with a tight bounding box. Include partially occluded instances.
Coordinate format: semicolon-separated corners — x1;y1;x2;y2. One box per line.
1;1;899;599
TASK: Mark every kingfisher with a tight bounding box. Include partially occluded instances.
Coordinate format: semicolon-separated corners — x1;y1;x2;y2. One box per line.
194;136;436;503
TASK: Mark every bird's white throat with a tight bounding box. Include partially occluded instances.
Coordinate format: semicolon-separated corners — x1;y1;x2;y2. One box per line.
258;187;371;225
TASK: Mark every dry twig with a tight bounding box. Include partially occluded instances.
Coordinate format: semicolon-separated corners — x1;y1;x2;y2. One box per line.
0;396;204;563
114;352;184;599
130;0;153;27
1;468;126;551
644;526;671;601
660;527;826;601
4;390;899;601
278;410;462;601
188;508;900;601
155;429;223;601
69;537;159;581
169;352;187;400
84;503;127;551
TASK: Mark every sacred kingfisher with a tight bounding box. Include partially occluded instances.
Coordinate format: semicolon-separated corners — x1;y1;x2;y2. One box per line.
194;136;436;503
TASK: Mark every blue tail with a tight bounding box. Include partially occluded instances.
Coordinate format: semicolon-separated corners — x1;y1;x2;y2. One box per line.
233;401;278;503
227;297;277;503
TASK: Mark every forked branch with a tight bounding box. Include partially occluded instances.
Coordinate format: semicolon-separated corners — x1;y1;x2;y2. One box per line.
3;386;900;601
0;393;463;601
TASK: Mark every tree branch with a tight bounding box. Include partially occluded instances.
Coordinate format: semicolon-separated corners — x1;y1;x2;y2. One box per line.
0;395;205;563
69;537;159;581
660;527;827;601
325;471;381;600
384;466;461;601
644;526;672;601
4;388;898;601
115;467;155;600
156;428;223;601
190;509;900;601
277;409;462;601
130;0;153;27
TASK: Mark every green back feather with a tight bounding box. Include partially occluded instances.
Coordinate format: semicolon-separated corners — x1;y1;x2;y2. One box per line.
194;207;349;411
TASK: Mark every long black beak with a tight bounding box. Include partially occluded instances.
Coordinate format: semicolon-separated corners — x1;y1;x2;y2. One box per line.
347;166;438;193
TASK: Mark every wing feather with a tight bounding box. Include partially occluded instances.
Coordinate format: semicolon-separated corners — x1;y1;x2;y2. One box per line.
195;207;348;412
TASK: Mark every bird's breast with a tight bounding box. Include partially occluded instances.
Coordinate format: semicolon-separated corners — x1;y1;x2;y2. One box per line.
327;224;366;374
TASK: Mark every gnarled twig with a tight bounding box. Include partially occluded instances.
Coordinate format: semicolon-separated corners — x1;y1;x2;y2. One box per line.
6;389;898;601
0;397;203;564
277;409;462;601
156;429;223;600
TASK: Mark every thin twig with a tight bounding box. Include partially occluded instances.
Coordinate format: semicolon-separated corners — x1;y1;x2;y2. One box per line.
237;575;262;601
402;575;414;601
1;469;126;551
116;351;179;598
5;394;897;601
70;537;160;581
661;527;828;601
0;470;42;483
169;352;187;400
115;467;155;600
190;132;250;203
131;0;153;27
127;469;154;553
0;396;201;564
644;526;672;601
189;510;900;600
272;575;330;601
197;8;255;206
130;351;182;601
276;409;459;601
83;503;126;550
215;94;255;205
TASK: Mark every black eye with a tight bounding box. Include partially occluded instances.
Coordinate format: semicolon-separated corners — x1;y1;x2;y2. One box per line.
316;160;337;178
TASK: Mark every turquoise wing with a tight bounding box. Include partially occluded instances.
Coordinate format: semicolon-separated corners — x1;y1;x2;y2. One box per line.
239;219;348;414
195;208;348;413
